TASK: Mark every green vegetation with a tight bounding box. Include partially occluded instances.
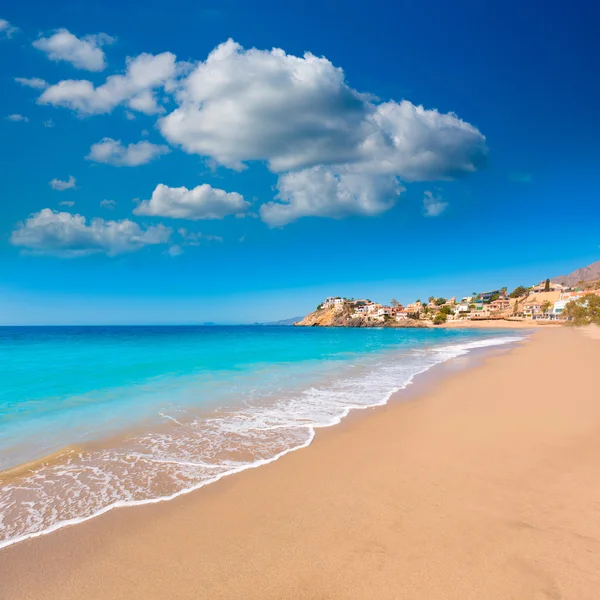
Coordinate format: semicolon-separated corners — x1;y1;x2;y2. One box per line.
438;305;454;316
433;312;448;325
509;285;528;298
390;298;400;307
541;300;552;313
544;278;550;292
565;295;600;325
488;293;500;302
435;297;447;306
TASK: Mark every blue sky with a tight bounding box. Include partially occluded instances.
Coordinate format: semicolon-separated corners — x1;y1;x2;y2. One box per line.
1;0;599;324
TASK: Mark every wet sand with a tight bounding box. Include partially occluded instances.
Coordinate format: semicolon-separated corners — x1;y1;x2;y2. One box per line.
1;327;599;599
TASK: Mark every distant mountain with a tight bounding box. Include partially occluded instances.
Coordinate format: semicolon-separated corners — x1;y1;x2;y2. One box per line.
554;260;600;286
261;317;304;326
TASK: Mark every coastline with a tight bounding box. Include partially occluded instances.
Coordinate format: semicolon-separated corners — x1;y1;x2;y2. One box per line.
2;327;599;599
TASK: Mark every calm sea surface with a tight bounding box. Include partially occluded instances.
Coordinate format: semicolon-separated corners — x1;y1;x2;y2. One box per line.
0;325;525;548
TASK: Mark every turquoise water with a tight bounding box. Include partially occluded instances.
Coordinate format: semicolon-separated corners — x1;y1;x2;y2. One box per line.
0;325;525;548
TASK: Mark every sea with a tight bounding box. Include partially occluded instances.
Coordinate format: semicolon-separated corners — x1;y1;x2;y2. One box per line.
0;325;525;549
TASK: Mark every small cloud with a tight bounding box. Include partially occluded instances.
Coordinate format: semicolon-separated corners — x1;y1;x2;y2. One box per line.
86;138;170;167
11;208;171;257
423;190;448;217
59;200;75;207
15;77;48;89
44;119;54;128
50;175;76;191
100;199;116;209
6;114;29;122
0;18;19;39
125;111;136;120
508;172;533;184
167;244;183;257
33;29;114;72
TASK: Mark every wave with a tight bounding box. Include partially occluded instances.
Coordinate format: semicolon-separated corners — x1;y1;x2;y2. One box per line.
0;334;524;550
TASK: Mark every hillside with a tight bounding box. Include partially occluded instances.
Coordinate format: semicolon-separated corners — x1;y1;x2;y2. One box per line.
295;306;427;328
554;260;600;287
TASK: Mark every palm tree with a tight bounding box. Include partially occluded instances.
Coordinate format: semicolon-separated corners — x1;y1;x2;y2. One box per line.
390;298;399;307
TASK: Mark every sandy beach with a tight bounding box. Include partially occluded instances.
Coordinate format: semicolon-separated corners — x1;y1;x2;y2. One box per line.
1;327;599;599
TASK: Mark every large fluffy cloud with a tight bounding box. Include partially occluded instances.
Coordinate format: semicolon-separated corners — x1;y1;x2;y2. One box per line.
261;167;403;227
159;39;487;182
10;209;171;257
38;52;177;115
159;40;368;172
134;183;249;220
33;29;114;72
86;138;170;166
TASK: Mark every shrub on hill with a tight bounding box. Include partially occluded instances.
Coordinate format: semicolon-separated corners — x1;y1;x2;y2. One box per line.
433;312;448;325
509;285;528;298
565;295;600;325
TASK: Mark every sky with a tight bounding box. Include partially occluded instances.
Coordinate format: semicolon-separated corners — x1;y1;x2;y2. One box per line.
1;0;599;325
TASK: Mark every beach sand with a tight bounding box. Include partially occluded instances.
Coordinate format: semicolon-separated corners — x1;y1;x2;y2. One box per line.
1;327;599;599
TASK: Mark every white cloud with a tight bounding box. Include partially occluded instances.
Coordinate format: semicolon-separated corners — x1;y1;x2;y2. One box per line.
10;209;171;257
38;52;177;115
134;183;249;220
44;119;54;128
423;190;448;217
59;200;75;207
49;175;76;190
167;244;183;257
33;29;114;72
260;167;404;227
0;18;18;39
5;114;29;122
100;199;117;209
87;138;170;166
159;40;487;182
15;77;48;89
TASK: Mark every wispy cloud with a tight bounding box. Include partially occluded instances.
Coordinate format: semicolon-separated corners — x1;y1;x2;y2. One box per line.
423;190;448;217
0;18;19;39
14;77;48;89
5;114;29;122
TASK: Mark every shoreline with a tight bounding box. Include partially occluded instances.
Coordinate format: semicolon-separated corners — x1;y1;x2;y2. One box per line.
2;327;599;599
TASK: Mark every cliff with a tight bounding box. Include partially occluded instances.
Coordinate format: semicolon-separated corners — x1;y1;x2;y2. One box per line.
295;307;427;328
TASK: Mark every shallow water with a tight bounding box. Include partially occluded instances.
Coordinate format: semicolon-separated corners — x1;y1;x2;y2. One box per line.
0;325;525;548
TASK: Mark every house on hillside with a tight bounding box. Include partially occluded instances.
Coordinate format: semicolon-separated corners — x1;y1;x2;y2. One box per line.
479;290;507;303
489;298;511;312
530;281;567;294
523;300;542;317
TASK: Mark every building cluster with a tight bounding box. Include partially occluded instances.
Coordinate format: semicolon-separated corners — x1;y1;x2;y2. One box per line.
320;280;600;324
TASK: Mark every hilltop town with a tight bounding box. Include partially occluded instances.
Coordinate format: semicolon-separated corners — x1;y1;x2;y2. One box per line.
295;276;600;328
